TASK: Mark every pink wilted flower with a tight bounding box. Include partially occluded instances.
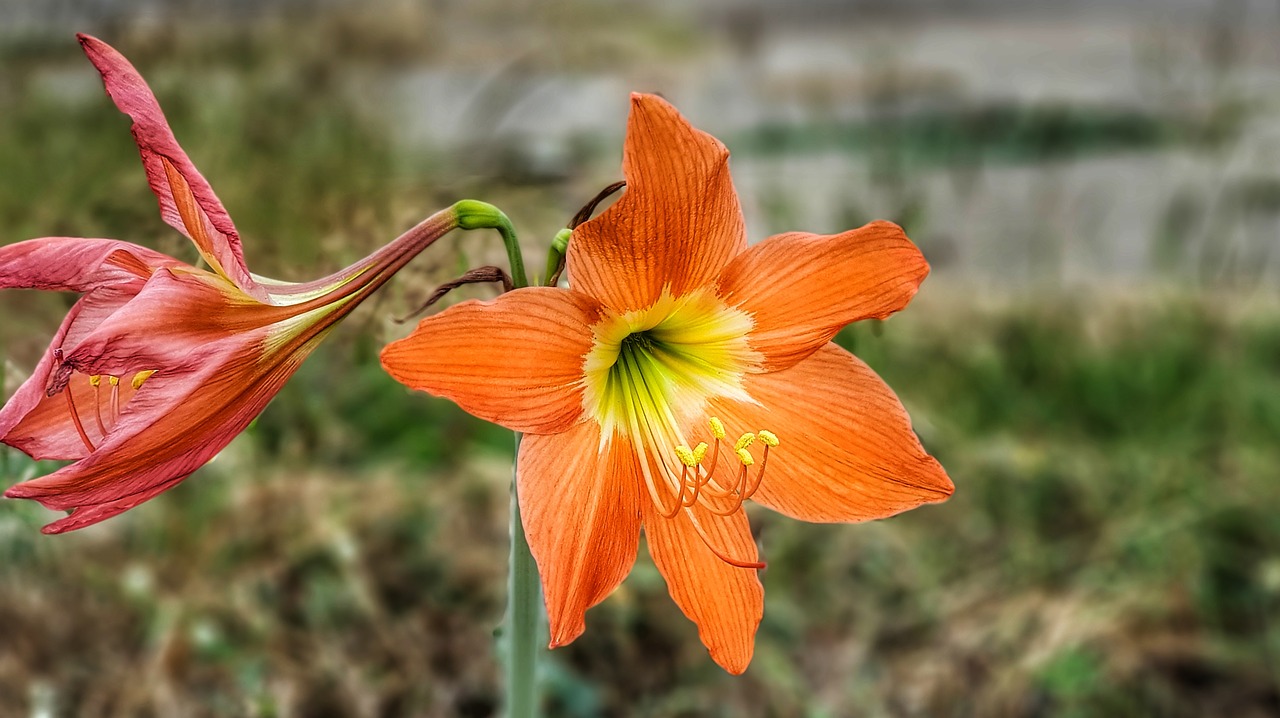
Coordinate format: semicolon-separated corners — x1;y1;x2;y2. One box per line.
0;35;469;533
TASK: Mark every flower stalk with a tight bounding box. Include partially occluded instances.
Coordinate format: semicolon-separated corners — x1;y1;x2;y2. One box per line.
507;431;541;718
475;208;543;718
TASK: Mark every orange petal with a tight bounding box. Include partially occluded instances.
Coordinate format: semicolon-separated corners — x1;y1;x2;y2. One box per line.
643;498;763;674
519;421;642;648
568;93;746;313
379;287;601;434
710;343;952;522
716;221;928;371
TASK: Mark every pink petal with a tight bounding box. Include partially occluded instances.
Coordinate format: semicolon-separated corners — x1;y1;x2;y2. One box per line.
56;268;278;387
77;34;265;300
37;472;187;534
0;236;179;292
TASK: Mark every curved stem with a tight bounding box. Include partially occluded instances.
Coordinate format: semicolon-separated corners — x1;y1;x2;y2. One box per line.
454;200;527;290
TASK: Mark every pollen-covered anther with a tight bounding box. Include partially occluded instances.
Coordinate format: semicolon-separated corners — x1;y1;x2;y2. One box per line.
88;375;102;388
692;442;708;465
708;416;726;440
108;374;121;424
131;370;157;389
654;421;780;569
675;444;700;468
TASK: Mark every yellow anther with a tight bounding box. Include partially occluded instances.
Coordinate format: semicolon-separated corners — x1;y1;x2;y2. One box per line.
735;447;755;467
675;445;699;467
692;442;709;465
708;417;726;440
131;370;157;390
88;375;101;388
108;375;120;386
734;432;756;452
757;430;779;447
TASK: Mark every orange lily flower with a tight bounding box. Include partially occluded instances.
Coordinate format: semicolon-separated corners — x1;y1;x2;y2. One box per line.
0;35;466;533
381;93;953;673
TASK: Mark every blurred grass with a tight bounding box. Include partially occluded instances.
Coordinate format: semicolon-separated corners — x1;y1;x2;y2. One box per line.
736;101;1241;168
2;11;1280;718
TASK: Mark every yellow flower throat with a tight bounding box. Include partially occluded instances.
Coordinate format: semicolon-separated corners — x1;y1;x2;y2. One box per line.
581;288;780;568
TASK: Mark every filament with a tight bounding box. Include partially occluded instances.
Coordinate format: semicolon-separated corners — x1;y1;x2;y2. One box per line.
109;376;120;424
64;387;96;453
90;377;108;437
684;507;765;570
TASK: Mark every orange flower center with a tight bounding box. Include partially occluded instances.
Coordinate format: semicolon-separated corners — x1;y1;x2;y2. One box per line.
581;288;776;567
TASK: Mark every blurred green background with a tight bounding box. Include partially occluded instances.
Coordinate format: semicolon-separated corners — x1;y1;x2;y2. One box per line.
2;0;1280;716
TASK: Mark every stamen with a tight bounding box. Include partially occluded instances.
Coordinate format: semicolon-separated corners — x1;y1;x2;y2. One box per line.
703;445;756;516
131;370;157;389
674;445;699;467
700;437;726;488
89;375;107;437
684;508;765;570
708;417;726;440
692;442;708;465
743;429;777;498
682;472;703;507
744;444;770;498
109;375;120;423
658;465;690;519
63;387;96;453
673;423;781;518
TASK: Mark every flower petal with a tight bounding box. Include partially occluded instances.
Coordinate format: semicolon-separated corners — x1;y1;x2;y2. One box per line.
36;471;186;535
78;34;265;300
518;421;642;647
643;500;763;674
0;236;179;292
380;287;601;434
568;93;746;313
0;288;141;460
3;361;141;461
716;221;929;370
709;343;952;522
56;268;275;387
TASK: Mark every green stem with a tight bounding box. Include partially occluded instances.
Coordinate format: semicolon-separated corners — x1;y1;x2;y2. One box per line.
453;200;527;289
543;228;572;286
459;200;541;717
506;431;541;718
